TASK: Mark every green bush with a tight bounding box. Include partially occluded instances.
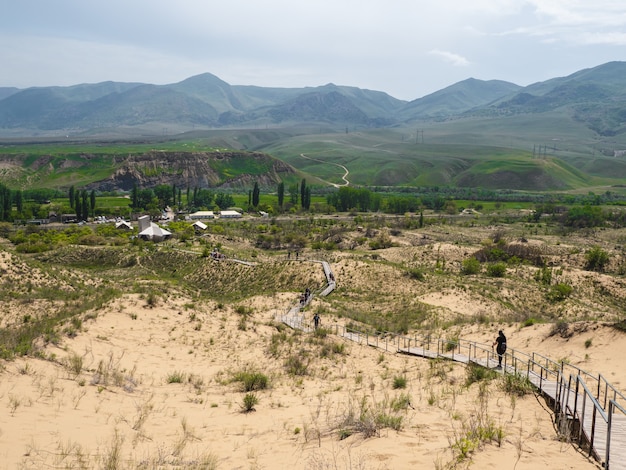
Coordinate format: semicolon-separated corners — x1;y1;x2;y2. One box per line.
486;262;507;277
241;393;259;413
546;283;572;302
534;266;552;285
392;375;407;389
284;354;309;376
585;246;609;272
501;373;535;396
406;267;425;281
465;363;498;386
166;371;186;383
232;370;269;392
461;257;481;275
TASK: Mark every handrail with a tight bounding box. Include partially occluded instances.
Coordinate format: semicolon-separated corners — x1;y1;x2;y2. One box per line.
277;261;624;469
327;325;624;469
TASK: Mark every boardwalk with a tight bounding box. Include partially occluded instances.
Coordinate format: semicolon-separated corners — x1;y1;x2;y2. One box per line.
343;329;626;470
278;262;626;469
276;259;335;332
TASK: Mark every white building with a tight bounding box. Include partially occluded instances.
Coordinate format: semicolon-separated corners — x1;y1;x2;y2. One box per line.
219;210;242;219
137;215;172;242
189;211;215;220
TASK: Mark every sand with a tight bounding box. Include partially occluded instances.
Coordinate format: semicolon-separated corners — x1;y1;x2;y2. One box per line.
0;286;614;469
1;226;623;469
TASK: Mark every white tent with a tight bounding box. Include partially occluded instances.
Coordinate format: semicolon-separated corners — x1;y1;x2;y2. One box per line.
115;220;132;230
138;223;172;242
193;221;207;230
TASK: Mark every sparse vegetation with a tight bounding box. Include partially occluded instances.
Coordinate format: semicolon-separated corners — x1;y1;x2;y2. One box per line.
392;375;407;389
231;369;269;392
241;393;259;413
1;186;625;469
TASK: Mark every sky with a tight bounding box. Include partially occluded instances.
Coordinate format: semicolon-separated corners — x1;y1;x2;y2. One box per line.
1;0;626;101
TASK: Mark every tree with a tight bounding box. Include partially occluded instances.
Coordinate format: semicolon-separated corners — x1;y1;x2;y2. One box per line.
585;246;609;272
131;184;139;209
69;185;75;209
302;186;311;210
14;190;23;214
0;184;11;221
74;192;80;216
288;183;299;205
153;184;172;208
252;182;260;207
81;191;89;221
215;193;235;210
300;179;307;208
277;181;285;208
90;190;96;217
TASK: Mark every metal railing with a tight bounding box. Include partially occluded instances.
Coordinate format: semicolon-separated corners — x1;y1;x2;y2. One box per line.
275;259;625;469
329;325;625;470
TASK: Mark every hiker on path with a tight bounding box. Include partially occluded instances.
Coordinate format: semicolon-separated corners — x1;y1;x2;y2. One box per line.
313;313;321;329
492;330;507;368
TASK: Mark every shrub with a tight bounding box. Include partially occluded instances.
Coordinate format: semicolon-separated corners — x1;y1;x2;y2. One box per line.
166;371;186;383
241;393;259;413
501;373;535;396
546;283;572;302
549;320;571;338
232;370;269;392
285;354;309;376
465;363;498;387
461;258;481;275
522;317;538;327
534;266;552;285
486;262;507;277
406;267;425;281
390;393;412;412
392;375;407;389
585;246;609;272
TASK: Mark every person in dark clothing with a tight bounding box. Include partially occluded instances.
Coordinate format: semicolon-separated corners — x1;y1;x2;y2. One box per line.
492;330;507;368
313;313;321;329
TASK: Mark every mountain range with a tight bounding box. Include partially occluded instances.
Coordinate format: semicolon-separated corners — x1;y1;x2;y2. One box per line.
1;61;626;137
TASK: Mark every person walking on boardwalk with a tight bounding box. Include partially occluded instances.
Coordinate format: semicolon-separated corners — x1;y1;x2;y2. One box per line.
313;313;321;330
492;330;507;368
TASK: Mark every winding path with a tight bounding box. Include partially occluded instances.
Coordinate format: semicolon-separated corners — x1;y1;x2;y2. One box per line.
300;153;350;187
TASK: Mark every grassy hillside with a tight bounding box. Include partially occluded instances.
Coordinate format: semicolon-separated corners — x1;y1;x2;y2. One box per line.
258;120;623;190
3;100;626;192
0;142;300;191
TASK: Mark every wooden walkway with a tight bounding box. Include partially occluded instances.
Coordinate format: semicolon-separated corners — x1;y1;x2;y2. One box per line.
343;330;626;470
279;265;626;469
275;259;335;332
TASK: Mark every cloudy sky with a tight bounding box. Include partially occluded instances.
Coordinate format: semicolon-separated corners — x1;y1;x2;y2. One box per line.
1;0;625;100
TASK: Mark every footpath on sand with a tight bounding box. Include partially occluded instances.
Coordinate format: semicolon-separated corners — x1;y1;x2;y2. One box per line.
277;260;626;470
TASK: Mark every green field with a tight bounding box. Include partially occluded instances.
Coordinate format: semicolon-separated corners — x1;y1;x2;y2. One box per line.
3;110;626;194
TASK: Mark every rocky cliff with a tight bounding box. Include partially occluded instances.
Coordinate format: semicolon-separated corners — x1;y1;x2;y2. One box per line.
88;150;296;191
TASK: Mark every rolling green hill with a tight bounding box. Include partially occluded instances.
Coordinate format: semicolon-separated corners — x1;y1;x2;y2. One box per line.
2;62;626;192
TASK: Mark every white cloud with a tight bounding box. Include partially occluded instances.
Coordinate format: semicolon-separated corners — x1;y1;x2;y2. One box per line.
428;50;470;67
0;0;625;99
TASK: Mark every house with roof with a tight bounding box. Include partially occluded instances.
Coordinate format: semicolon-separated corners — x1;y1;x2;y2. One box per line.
137;215;172;242
189;211;215;220
192;220;207;231
219;210;242;219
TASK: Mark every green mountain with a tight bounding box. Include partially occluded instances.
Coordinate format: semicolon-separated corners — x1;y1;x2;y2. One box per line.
479;62;626;136
399;78;521;119
2;62;626;192
2;62;626;138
